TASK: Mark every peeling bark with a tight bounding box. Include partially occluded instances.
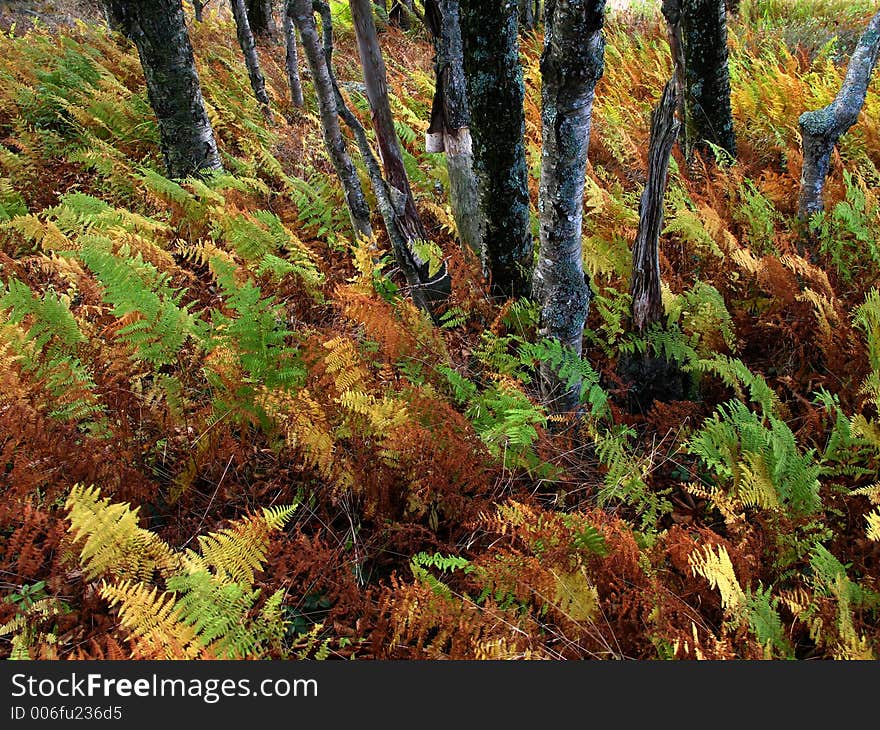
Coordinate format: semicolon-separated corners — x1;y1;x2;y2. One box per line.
534;0;606;414
424;0;481;256
290;0;373;240
460;0;533;299
798;11;880;224
631;78;680;334
662;0;735;162
230;0;275;122
106;0;223;179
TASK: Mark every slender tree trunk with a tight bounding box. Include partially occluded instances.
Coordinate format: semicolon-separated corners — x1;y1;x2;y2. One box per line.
631;79;680;334
341;0;451;312
245;0;277;37
192;0;205;21
284;1;304;108
290;0;373;240
424;0;481;256
460;0;533;299
230;0;275;121
106;0;223;179
349;0;427;243
519;0;535;30
798;11;880;226
533;0;605;414
662;0;735;162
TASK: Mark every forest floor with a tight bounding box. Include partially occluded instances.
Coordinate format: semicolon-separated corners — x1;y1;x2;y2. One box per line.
1;1;879;660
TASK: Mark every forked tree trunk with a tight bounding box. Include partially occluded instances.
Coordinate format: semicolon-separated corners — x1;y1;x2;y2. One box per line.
105;0;223;179
533;0;605;414
798;11;880;225
460;0;533;299
245;0;277;37
290;0;373;240
339;0;451;312
424;0;481;257
284;2;304;108
631;79;680;333
348;0;427;246
230;0;275;121
346;0;450;301
662;0;735;162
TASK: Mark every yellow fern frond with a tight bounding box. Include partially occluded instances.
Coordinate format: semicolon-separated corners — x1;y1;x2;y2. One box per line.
689;544;746;615
65;484;180;582
100;580;202;660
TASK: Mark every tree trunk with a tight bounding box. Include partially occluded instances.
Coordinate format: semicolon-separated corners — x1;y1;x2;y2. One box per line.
230;0;275;121
101;0;127;31
519;0;535;30
245;0;277;37
342;0;451;312
460;0;533;299
192;0;205;21
107;0;223;179
798;11;880;225
389;0;414;29
284;2;304;108
533;0;605;414
662;0;735;162
290;0;373;240
631;78;680;334
424;0;481;257
349;0;427;243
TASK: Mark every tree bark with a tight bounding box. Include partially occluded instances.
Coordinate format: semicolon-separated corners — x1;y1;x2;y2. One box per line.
662;0;735;162
192;0;205;21
460;0;533;299
230;0;275;121
290;0;373;240
631;78;680;334
533;0;605;415
349;0;427;244
284;1;304;108
389;0;414;29
798;11;880;223
245;0;277;37
340;0;451;312
106;0;223;179
424;0;481;257
519;0;535;30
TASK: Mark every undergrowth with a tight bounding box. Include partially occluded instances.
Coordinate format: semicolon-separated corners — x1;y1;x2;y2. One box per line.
1;2;879;660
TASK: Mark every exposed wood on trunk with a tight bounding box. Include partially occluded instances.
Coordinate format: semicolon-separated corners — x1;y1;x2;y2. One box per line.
230;0;275;122
106;0;223;179
534;0;605;414
798;11;880;229
424;0;481;257
322;1;450;315
460;0;533;299
284;1;304;108
345;0;450;309
348;0;428;245
631;78;680;334
290;0;373;241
